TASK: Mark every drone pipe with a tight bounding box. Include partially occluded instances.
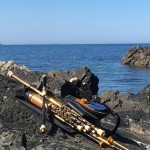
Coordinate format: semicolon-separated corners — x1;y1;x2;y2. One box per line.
7;71;61;107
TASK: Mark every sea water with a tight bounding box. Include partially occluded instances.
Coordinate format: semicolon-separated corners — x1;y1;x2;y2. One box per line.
0;44;150;94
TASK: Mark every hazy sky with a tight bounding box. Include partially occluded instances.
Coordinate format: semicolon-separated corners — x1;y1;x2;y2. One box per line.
0;0;150;44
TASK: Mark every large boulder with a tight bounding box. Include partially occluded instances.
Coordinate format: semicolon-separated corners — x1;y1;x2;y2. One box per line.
121;45;150;68
46;66;99;99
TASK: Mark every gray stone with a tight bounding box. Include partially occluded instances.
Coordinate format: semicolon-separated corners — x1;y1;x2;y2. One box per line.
121;45;150;68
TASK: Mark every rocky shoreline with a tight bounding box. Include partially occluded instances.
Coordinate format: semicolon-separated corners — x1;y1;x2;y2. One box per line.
121;45;150;68
0;61;150;150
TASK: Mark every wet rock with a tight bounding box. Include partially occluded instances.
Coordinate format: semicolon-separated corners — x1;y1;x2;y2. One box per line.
121;45;150;68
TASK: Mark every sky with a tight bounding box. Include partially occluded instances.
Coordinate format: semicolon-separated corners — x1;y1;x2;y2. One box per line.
0;0;150;44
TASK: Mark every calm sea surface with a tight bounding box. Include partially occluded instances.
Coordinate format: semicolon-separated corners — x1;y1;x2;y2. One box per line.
0;44;150;94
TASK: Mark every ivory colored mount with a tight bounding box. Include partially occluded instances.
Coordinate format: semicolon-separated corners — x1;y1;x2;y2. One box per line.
76;125;105;137
7;71;14;77
40;124;46;133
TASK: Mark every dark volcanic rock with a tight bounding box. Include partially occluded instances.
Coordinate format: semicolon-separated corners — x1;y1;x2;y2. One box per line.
46;66;99;99
121;45;150;68
99;87;150;149
99;87;150;124
0;61;150;150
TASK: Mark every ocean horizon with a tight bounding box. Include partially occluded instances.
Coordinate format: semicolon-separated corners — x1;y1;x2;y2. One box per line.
1;43;150;45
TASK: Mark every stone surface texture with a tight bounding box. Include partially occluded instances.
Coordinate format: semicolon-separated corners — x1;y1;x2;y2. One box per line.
121;45;150;68
0;61;150;150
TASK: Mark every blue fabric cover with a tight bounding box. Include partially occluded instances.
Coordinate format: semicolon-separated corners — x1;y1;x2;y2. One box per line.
88;103;107;111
